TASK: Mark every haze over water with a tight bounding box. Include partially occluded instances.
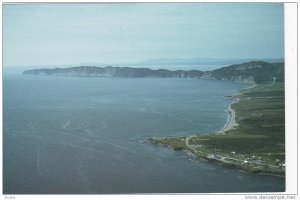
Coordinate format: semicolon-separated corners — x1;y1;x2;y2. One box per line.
4;4;284;68
4;74;284;193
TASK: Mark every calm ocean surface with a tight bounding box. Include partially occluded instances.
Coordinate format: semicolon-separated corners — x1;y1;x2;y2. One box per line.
3;74;285;194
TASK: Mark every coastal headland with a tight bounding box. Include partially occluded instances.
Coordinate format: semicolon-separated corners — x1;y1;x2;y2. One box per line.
149;82;285;177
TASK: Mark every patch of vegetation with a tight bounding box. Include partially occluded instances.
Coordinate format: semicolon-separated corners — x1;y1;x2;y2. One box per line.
201;82;285;159
149;82;285;176
149;136;188;151
211;61;284;83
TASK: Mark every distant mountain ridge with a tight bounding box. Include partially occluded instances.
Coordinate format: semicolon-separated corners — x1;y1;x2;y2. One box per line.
138;58;284;65
23;61;284;84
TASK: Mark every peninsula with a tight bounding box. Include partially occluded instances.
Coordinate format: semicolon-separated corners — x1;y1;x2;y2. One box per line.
150;79;285;177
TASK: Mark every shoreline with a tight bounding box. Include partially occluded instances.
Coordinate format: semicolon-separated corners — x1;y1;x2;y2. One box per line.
150;139;285;178
149;83;285;178
217;83;255;134
217;98;239;134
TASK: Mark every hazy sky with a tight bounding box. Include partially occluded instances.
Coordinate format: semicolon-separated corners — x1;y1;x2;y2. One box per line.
4;3;284;67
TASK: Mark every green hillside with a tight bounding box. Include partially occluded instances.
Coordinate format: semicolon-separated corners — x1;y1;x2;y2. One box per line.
150;82;285;176
210;61;284;83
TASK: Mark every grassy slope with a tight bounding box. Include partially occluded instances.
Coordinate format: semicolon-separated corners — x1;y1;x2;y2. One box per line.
203;82;285;158
150;82;285;176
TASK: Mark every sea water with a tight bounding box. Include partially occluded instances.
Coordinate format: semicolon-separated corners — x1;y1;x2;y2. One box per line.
3;74;285;194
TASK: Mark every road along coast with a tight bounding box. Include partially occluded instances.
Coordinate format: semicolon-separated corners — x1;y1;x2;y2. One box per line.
149;83;285;177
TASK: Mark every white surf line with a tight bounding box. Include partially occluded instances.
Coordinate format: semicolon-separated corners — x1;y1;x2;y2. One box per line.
218;109;231;133
37;145;43;176
217;98;239;134
218;78;276;134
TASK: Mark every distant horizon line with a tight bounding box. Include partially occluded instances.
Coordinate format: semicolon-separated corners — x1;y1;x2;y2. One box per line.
4;57;284;68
